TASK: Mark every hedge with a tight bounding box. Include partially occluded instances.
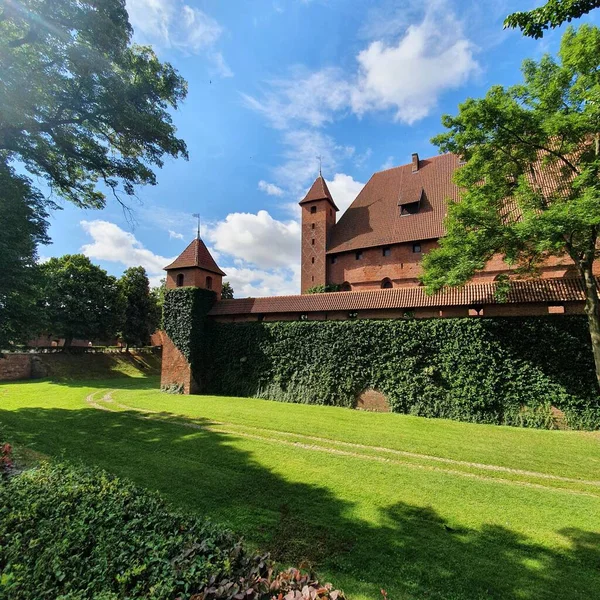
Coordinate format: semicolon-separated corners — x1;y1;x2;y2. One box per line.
163;288;600;430
201;317;600;430
0;463;345;600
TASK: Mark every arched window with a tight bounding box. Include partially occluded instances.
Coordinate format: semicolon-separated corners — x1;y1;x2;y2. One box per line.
206;276;213;290
176;273;184;287
381;278;393;289
311;206;317;214
341;281;351;292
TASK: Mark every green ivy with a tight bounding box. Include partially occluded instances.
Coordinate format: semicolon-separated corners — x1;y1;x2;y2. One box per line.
198;317;600;430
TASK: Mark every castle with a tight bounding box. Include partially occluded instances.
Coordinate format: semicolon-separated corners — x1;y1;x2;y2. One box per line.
165;153;596;321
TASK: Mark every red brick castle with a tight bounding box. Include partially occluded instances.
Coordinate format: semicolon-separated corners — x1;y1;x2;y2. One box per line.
166;153;597;322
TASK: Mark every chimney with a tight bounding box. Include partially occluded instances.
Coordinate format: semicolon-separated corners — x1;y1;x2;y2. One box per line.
411;152;419;173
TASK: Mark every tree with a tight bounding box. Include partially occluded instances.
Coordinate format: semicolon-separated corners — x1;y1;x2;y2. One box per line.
150;278;166;329
0;161;50;348
305;284;341;294
0;0;188;212
119;267;160;348
505;0;600;39
221;281;234;299
421;25;600;386
41;255;123;346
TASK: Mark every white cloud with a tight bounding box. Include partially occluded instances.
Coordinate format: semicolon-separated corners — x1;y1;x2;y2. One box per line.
350;3;479;123
168;230;184;240
206;210;300;269
243;0;477;126
126;0;228;67
80;220;174;285
258;180;284;196
326;173;365;214
242;67;350;130
224;265;300;298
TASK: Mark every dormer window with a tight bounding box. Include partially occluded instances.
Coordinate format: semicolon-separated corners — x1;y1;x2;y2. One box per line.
398;188;424;216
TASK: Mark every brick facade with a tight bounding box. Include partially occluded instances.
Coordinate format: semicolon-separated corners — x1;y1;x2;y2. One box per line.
159;335;199;394
301;200;337;292
165;266;223;298
0;354;32;381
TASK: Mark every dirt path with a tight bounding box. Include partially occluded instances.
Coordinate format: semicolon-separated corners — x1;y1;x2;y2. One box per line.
85;390;600;499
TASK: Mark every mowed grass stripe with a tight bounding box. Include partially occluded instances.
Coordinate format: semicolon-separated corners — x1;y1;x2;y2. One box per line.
93;391;600;497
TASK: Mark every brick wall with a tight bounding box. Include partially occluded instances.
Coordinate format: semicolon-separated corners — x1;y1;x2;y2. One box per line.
160;335;198;394
301;200;337;292
0;354;32;381
166;267;223;299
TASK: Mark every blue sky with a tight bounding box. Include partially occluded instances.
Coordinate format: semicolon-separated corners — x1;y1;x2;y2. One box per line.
39;0;599;295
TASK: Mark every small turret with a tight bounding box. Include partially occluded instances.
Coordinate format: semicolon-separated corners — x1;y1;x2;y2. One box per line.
164;237;226;299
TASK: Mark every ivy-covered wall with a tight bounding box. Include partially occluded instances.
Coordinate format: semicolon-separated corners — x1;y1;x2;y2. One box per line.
163;289;600;429
202;317;600;430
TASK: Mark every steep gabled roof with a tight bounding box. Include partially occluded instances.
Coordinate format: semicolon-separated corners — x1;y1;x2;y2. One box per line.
208;277;592;316
327;153;461;254
299;176;339;211
164;238;226;276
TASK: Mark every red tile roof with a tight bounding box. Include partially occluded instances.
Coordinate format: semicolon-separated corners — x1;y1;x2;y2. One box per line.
209;277;592;316
299;176;339;211
164;238;226;276
327;153;461;254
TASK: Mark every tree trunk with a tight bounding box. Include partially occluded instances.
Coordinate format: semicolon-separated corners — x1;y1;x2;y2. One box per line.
581;263;600;389
63;335;73;349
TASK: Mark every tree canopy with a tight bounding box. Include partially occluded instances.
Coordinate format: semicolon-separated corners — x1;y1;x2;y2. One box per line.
0;0;188;210
505;0;600;39
0;162;50;348
221;281;234;300
422;25;600;384
40;255;123;345
119;267;160;347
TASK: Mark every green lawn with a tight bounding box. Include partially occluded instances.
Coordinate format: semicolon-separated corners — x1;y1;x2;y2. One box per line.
1;376;599;600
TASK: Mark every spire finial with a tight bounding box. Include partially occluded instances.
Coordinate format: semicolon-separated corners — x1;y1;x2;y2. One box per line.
316;154;322;177
192;213;201;239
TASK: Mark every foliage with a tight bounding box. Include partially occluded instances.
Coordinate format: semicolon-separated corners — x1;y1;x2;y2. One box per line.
0;462;304;600
0;161;50;348
199;317;600;429
305;284;341;294
0;0;188;211
163;287;217;363
505;0;600;38
119;266;160;347
221;281;234;300
151;278;167;328
422;25;600;386
0;429;12;477
40;255;123;345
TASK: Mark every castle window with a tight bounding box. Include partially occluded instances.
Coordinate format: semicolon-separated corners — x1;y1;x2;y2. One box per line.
311;223;315;230
331;255;337;264
311;206;317;214
412;243;421;253
299;313;309;321
206;276;213;290
381;278;393;289
341;282;351;291
311;257;315;264
312;238;315;245
355;250;363;260
383;246;391;257
176;273;184;287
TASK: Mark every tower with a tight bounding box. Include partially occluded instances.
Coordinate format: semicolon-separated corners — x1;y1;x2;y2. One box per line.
164;237;226;299
299;175;338;293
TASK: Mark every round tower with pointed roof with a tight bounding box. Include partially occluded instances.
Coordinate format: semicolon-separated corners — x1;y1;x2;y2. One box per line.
299;175;338;293
164;237;226;299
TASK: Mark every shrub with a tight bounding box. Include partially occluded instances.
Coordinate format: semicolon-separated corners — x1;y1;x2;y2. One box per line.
0;441;12;477
200;317;600;430
0;463;344;600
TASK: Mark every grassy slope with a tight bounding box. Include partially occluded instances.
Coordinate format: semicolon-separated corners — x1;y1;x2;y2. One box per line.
1;377;599;600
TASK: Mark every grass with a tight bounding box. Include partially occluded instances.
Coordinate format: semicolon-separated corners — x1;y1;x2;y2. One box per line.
1;376;599;600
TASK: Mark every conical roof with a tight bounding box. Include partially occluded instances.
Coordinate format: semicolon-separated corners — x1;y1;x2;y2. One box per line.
164;238;226;276
299;176;339;210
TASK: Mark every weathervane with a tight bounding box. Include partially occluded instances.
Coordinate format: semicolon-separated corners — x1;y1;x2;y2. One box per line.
192;213;201;239
316;154;322;177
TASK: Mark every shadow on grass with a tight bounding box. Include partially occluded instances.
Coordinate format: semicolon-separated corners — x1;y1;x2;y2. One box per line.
0;406;598;600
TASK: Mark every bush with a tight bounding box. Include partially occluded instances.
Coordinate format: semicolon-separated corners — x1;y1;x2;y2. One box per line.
200;317;600;430
0;463;344;600
0;437;12;477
